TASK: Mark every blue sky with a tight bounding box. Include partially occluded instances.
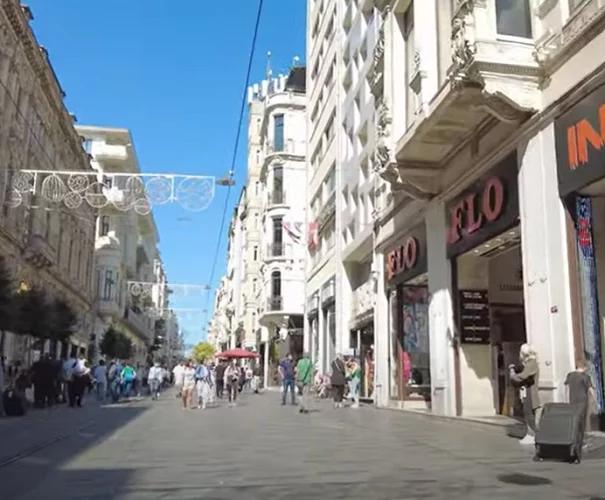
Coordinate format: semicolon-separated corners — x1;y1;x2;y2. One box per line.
27;0;306;344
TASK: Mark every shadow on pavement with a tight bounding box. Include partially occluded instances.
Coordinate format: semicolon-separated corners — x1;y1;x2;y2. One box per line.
0;404;147;499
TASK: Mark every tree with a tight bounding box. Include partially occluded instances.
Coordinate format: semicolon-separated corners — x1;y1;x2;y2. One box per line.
99;326;134;360
48;297;78;343
191;341;215;363
12;287;50;339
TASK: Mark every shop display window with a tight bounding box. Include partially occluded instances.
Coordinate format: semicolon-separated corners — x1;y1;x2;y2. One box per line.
390;285;431;400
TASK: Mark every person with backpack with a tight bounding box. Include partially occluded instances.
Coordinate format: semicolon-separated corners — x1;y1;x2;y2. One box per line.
120;362;137;399
296;352;313;414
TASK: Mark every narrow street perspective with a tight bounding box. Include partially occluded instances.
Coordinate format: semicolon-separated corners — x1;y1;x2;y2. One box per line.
2;392;605;500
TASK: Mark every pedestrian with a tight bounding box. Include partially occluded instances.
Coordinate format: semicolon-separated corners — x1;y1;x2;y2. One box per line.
173;361;185;398
70;349;90;408
181;360;196;410
564;360;595;460
120;362;137;399
330;353;347;409
195;359;213;409
347;358;361;409
245;364;253;390
225;360;240;407
148;362;163;400
296;352;313;414
252;363;262;394
215;359;226;398
278;353;296;406
509;343;541;445
92;359;107;402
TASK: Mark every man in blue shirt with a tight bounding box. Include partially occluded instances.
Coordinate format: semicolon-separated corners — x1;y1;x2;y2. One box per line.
278;353;296;405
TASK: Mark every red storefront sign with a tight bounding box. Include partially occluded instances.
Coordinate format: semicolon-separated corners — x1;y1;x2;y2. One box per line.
386;237;418;281
448;176;505;245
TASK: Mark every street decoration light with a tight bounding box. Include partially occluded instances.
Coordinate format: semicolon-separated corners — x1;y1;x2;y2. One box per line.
127;281;210;298
4;169;229;214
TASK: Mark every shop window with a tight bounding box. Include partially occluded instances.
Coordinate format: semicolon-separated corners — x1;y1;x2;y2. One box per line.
390;285;430;400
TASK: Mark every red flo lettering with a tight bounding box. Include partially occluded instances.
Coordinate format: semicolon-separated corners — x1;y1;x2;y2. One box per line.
567;103;605;170
386;237;418;281
448;177;505;245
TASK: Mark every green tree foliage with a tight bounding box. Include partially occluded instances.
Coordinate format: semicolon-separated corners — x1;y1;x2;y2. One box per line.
12;287;50;339
99;326;134;360
48;297;78;342
191;341;216;363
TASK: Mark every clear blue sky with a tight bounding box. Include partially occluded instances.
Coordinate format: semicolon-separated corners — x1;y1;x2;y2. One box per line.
27;0;306;344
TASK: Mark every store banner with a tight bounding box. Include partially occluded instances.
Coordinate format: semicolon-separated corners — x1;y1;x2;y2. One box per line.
574;196;605;414
446;153;519;258
555;83;605;198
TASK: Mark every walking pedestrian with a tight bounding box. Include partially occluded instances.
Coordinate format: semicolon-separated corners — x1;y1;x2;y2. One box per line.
181;361;196;410
564;360;594;461
120;362;137;399
279;354;296;406
215;360;226;398
70;350;90;408
252;363;262;394
347;358;361;408
195;359;213;409
148;362;163;400
0;356;6;416
92;359;107;402
173;361;185;398
296;352;313;414
330;353;347;409
225;360;240;407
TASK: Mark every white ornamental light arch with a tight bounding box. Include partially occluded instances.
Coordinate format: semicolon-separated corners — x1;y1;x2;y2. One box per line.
5;169;235;214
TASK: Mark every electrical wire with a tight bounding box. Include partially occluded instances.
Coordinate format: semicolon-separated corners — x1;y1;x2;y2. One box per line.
203;0;265;330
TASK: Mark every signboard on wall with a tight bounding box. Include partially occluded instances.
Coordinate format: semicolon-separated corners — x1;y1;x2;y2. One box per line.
385;223;427;285
446;154;519;258
555;82;605;198
459;289;490;344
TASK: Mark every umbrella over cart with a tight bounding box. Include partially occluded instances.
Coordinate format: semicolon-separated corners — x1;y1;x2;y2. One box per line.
217;348;259;359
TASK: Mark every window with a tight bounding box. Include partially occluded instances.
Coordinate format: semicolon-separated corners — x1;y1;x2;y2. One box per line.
82;139;93;153
255;181;260;196
252;278;257;294
273;114;284;152
254;213;259;228
100;216;110;236
273;166;283;193
272;217;283;244
271;270;281;297
253;245;258;261
324;165;336;195
103;269;115;300
496;0;532;39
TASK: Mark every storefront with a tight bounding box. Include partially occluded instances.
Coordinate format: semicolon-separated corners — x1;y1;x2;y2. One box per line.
385;223;429;409
555;80;605;429
446;153;527;417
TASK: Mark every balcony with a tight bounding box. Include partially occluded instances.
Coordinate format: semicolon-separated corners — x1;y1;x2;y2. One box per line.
22;233;54;269
534;0;605;74
266;243;287;260
374;0;540;200
97;297;120;317
122;306;154;344
261;140;305;177
267;296;283;312
321;279;336;305
94;143;128;162
268;190;287;207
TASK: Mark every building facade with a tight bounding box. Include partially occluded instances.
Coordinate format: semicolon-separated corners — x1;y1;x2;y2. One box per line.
369;0;605;428
76;125;163;369
305;1;384;401
249;67;307;385
0;2;96;364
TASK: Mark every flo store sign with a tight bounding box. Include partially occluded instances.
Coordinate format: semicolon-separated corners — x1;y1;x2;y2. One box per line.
386;224;427;285
446;154;519;258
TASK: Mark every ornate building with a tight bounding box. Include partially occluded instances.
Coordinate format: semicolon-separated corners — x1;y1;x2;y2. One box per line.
0;1;96;363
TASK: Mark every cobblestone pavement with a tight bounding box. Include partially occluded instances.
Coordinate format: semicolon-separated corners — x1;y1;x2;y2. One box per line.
2;391;605;499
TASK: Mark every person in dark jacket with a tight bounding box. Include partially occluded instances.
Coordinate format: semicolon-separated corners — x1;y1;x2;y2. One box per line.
330;353;347;409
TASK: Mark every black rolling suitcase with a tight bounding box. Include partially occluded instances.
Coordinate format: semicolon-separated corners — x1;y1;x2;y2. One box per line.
535;402;583;463
2;388;26;417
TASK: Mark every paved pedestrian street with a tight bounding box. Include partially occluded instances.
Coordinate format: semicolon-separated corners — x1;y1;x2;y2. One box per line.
2;392;605;500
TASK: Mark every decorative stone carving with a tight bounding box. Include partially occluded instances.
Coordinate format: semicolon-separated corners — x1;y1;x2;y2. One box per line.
376;98;391;138
451;0;476;73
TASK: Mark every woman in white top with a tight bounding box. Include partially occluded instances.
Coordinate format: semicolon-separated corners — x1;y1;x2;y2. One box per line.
181;360;196;410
